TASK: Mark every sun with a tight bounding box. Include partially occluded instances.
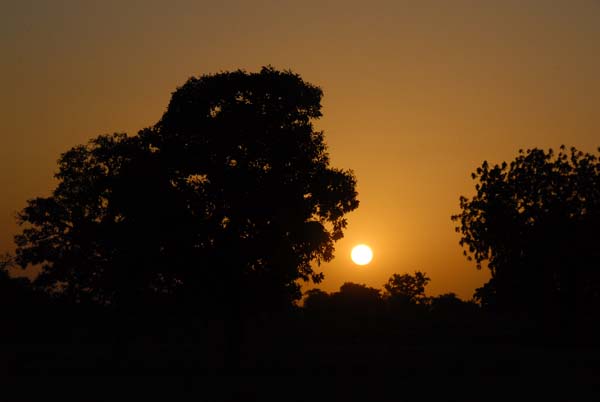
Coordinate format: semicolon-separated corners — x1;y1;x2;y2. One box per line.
351;244;373;266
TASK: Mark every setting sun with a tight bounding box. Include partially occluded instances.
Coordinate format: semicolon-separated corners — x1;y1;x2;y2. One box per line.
351;244;373;266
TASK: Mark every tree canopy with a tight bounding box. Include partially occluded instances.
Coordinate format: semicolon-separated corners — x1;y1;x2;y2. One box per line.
382;271;430;305
453;146;600;316
14;67;359;311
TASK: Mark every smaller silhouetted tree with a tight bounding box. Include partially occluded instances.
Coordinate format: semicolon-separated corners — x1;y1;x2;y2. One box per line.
329;283;382;324
429;292;462;309
429;292;478;320
383;271;430;305
0;254;46;336
0;254;33;303
473;280;497;311
453;146;600;319
303;288;331;311
336;282;381;300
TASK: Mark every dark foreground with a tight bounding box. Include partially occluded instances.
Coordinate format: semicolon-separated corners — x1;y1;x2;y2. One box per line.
2;307;600;401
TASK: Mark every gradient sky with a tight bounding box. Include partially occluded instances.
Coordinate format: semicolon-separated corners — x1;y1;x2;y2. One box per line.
2;1;599;299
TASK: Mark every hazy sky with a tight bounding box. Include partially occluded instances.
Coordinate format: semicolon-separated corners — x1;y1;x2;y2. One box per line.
2;0;599;298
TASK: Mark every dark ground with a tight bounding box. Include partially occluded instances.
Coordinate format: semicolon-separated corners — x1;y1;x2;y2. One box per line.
2;307;600;401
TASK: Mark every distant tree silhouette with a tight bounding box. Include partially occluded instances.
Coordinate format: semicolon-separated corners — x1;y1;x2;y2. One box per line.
452;146;600;318
383;271;430;305
429;292;462;309
328;282;382;325
14;67;359;313
333;282;381;306
429;292;478;319
0;254;43;328
0;255;30;301
302;284;383;322
303;288;331;311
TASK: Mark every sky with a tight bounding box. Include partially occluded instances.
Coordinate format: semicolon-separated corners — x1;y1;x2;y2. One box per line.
2;0;599;299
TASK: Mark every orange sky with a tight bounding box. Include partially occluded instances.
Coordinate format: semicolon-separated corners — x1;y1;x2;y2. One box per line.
2;1;599;299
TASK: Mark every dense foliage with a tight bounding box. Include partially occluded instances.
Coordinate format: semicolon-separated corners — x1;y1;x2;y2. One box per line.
383;271;430;304
14;67;359;311
453;146;600;316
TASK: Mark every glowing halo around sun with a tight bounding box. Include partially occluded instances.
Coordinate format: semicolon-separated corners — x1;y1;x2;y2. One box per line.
351;244;373;266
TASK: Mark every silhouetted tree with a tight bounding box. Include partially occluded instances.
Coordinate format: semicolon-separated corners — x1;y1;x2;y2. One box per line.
334;282;381;304
383;271;430;305
0;254;33;306
429;292;478;320
473;280;497;311
452;146;600;319
0;254;50;341
303;288;331;311
14;67;359;314
329;282;382;325
429;292;462;309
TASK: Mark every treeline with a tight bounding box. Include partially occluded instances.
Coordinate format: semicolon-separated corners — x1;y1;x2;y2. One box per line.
304;272;478;322
0;264;563;380
0;265;478;322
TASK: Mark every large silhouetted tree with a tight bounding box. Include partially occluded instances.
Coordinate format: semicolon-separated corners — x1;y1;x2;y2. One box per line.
452;146;600;318
14;67;359;313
